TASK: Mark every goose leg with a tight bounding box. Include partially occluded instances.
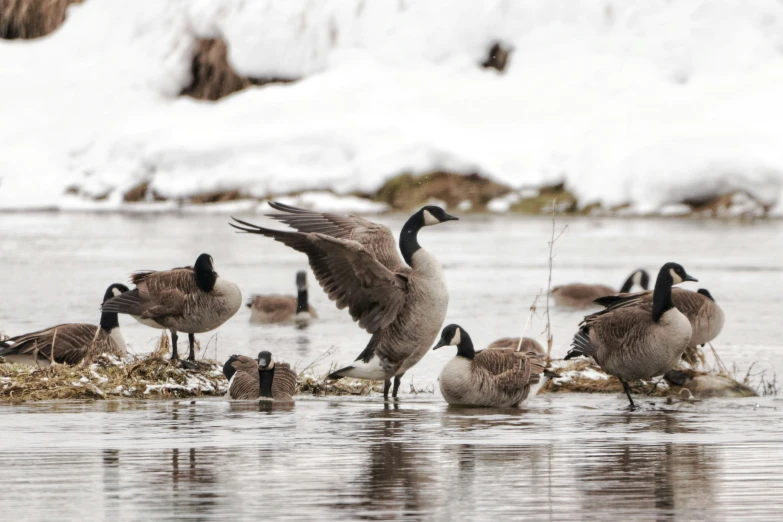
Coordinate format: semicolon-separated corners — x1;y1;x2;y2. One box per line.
187;333;196;362
621;380;636;409
392;374;403;399
170;331;179;361
383;379;391;400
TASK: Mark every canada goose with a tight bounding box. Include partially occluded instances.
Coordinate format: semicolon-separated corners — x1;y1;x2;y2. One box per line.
247;270;318;324
594;286;724;365
433;324;556;408
565;262;697;408
231;202;458;399
551;269;650;308
101;253;242;362
486;337;544;354
0;283;130;366
223;351;297;401
663;368;757;399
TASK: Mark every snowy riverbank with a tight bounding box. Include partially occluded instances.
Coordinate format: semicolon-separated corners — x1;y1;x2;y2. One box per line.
2;0;783;215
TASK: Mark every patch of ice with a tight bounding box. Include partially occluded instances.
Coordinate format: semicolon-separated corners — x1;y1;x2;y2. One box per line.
487;193;521;213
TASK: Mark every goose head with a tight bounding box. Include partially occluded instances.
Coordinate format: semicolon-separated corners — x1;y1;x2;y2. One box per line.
662;262;698;286
420;206;459;227
194;253;218;292
257;350;275;370
433;324;475;359
102;283;130;303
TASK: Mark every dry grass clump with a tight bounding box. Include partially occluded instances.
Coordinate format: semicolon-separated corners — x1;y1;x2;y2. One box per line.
296;371;383;397
180;38;295;101
0;337;227;401
1;0;82;40
543;359;669;396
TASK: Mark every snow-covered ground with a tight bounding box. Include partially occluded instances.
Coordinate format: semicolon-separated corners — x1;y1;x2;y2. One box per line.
2;0;783;214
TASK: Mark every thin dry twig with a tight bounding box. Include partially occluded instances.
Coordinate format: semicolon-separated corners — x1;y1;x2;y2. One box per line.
516;292;542;352
544;199;568;361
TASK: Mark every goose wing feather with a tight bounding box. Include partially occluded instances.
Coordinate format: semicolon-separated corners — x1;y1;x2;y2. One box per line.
473;350;545;391
231;218;409;333
229;371;260;400
0;324;102;364
272;362;297;401
264;202;406;272
102;269;194;318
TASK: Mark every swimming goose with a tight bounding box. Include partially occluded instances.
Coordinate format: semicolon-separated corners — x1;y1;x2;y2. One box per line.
486;337;544;354
551;269;650;308
594;286;724;365
433;324;556;408
565;262;697;408
247;270;318;324
0;283;130;366
223;351;297;401
230;202;458;400
101;254;242;362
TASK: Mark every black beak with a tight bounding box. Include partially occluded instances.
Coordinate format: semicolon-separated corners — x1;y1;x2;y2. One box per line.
432;339;446;350
682;273;698;283
443;213;459;222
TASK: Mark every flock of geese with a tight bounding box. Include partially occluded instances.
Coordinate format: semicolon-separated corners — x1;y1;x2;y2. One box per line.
0;202;725;409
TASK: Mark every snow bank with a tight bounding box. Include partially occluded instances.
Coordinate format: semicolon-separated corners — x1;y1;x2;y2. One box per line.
2;0;783;213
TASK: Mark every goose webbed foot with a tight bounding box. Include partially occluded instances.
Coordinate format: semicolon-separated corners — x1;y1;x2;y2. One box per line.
621;380;637;410
392;374;403;399
383;379;391;400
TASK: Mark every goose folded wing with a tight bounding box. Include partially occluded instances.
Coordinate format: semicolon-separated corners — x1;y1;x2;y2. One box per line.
101;288;186;319
3;324;99;364
671;289;709;315
475;350;545;390
264;202;406;272
592;290;649;310
585;304;655;346
272;363;297;400
229;371;260;400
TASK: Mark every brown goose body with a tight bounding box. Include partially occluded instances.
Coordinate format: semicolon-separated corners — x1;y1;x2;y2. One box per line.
0;323;124;366
552;269;650;309
486;337;544;354
0;283;129;366
595;288;724;348
231;203;458;399
435;325;553;408
664;368;757;399
248;296;318;324
223;353;297;402
567;263;698;408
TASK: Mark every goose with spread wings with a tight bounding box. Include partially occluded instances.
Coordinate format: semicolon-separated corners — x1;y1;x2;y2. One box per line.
231;202;458;399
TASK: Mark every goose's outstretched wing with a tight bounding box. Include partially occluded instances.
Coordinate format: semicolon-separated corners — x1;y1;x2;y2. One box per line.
263;202;406;272
231;218;409;333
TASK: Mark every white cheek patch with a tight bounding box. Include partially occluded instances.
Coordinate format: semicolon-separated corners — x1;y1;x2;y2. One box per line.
632;272;642;286
669;268;682;284
112;288;123;297
422;210;439;226
451;327;461;346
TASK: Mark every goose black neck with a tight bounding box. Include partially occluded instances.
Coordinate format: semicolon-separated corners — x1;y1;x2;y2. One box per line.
296;289;309;314
652;270;674;323
619;274;635;293
222;359;237;381
99;311;119;332
259;368;275;398
399;211;424;267
196;270;217;292
456;332;476;360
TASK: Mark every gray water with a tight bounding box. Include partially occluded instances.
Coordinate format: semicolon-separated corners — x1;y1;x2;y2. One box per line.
1;212;782;520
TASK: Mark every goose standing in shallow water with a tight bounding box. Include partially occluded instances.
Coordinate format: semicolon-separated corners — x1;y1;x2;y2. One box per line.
0;283;130;366
101;254;242;362
231;202;458;400
566;262;697;408
223;351;297;401
247;270;318;325
594;286;724;365
433;324;556;408
551;269;650;308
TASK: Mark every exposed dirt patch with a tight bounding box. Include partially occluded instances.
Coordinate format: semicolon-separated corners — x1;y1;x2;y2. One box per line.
180;38;296;101
0;0;83;40
374;171;511;211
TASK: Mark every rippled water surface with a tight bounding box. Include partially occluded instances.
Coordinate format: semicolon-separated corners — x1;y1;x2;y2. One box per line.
1;212;782;520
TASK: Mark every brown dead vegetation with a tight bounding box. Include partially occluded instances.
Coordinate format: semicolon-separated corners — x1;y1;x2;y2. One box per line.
375;171;511;211
0;0;83;40
180;38;295;101
481;42;512;72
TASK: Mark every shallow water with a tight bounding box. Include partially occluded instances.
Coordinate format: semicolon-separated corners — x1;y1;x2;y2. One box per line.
1;212;782;520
